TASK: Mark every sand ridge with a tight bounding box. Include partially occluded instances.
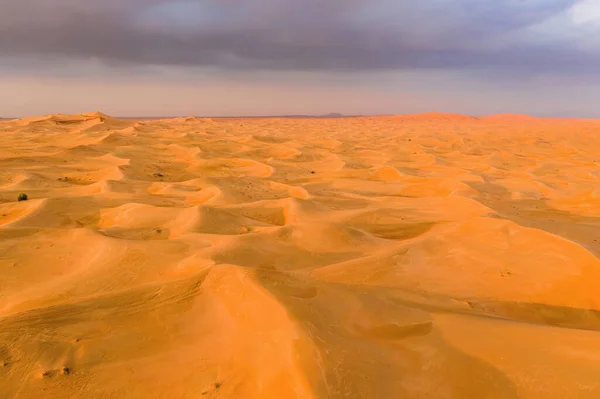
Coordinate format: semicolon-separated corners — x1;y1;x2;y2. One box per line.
1;113;600;397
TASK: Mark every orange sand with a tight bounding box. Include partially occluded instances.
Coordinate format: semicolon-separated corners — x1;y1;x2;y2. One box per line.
1;112;600;398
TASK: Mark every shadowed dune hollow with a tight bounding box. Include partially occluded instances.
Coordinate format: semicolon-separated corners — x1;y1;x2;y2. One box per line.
1;112;600;398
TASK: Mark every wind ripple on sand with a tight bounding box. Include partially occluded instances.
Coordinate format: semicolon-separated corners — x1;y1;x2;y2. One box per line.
1;113;600;397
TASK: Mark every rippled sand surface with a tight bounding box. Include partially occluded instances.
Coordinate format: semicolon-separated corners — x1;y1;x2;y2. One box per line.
1;112;600;398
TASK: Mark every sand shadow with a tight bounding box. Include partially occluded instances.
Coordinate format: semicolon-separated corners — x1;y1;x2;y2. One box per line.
255;271;520;398
466;180;600;258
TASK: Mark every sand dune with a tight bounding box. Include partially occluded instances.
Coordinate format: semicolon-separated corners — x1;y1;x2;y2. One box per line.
1;112;600;398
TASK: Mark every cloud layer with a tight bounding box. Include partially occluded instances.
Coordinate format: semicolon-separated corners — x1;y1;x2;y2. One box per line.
1;0;598;73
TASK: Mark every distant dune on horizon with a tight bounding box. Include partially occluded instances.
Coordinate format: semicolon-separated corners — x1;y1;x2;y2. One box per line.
4;110;598;122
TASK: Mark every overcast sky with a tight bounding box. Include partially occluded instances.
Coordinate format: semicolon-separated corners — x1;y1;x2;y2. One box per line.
2;0;600;117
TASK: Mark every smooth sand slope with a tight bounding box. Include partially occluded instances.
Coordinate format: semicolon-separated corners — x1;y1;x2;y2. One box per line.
1;112;600;398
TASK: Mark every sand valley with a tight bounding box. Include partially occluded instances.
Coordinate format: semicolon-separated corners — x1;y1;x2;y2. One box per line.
1;112;600;398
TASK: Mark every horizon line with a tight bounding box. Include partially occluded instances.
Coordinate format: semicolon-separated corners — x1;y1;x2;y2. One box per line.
2;111;600;121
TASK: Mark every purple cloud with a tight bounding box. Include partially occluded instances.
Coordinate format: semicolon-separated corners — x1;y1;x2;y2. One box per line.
0;0;596;73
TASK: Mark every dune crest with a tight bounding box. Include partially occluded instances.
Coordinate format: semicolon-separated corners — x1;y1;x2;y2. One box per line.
390;112;479;122
1;114;600;398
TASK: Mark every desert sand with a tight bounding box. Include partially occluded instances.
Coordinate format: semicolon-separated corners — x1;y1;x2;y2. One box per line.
1;111;600;398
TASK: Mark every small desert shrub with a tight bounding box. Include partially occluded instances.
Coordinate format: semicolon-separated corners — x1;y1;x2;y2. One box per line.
17;192;28;202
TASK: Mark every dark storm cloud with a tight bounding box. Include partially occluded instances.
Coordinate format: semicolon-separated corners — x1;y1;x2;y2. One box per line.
0;0;595;73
